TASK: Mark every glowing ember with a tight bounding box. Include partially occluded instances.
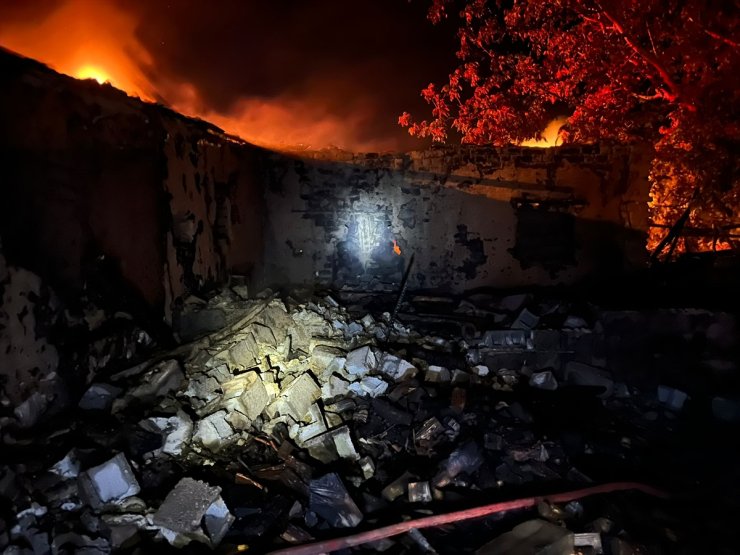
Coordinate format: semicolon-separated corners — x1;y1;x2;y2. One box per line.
392;239;402;256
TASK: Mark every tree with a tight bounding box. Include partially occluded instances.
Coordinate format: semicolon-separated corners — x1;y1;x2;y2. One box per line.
400;0;740;257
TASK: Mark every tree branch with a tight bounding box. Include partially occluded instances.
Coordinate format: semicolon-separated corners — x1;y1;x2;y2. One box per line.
704;29;740;48
598;8;685;106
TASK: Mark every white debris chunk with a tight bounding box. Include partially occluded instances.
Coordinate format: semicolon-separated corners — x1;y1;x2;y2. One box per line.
50;450;81;479
78;453;140;509
345;346;376;377
378;354;417;382
193;411;234;450
471;365;490;377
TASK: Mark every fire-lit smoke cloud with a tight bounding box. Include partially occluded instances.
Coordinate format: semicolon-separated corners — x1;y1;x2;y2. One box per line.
0;0;456;152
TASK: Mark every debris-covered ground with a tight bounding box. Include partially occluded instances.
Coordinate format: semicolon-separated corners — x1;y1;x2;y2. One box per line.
2;255;740;553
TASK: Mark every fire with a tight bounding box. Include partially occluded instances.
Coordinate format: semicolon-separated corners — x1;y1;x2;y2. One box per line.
0;0;156;102
520;116;567;148
0;0;404;152
75;64;111;85
392;239;402;256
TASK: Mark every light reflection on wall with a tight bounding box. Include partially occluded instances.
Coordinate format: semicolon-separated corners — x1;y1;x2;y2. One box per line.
355;213;383;267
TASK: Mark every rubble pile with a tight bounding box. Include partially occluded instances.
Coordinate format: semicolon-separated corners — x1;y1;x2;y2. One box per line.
2;270;740;552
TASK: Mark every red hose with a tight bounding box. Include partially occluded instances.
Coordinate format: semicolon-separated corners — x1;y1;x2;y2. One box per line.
266;481;669;555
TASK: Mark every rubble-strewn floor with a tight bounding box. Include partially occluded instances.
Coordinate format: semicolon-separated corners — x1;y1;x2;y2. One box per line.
2;284;740;554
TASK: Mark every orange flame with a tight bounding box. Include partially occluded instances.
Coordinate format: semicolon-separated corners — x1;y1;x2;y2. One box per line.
0;0;400;151
392;239;402;256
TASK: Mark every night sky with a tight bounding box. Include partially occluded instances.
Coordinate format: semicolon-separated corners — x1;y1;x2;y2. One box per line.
0;0;458;150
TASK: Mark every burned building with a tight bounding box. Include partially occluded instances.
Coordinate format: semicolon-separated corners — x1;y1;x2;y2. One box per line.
0;25;739;555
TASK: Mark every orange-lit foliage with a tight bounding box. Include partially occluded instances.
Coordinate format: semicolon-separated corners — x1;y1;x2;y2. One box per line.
401;0;740;257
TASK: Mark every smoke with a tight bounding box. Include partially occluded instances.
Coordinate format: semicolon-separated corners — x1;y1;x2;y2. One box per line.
0;0;455;152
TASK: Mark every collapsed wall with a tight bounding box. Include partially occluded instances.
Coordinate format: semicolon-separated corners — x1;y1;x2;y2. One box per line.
0;49;265;325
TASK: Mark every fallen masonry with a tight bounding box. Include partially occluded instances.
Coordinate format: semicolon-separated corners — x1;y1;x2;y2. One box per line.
1;284;739;553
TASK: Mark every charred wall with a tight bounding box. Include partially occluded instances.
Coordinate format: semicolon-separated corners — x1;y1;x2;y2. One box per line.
261;145;651;293
0;49;265;323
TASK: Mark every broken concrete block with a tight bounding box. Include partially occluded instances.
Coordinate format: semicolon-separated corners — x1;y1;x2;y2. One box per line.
49;450;81;479
304;425;358;463
250;322;277;348
657;385;688;411
280;373;321;421
139;412;193;456
153;478;234;547
381;471;416;502
321;374;351;401
344;322;364;338
348;376;388;398
530;371;558;391
512;308;540;330
293;404;328;445
408;481;432;503
79;383;122;411
378;354;417;382
193;411;234;450
360;314;375;329
78;453;140;509
114;360;184;413
345;346;376;377
331;426;360;461
471;364;490;377
309;473;363;528
228;334;260;368
359;456;375;480
425;365;451;383
310;346;346;379
226;371;269;420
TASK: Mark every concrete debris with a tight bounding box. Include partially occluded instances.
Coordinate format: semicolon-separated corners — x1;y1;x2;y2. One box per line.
193;411;234;450
345;346;377;377
78;453;141;509
472;364;490;377
349;375;389;397
276;373;321;421
511;308;540;330
153;477;233;547
139;412;193;456
378;354;418;381
425;365;451;383
2;279;736;552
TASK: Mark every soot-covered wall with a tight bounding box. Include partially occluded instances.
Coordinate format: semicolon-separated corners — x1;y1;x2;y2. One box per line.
262;146;650;292
0;50;264;323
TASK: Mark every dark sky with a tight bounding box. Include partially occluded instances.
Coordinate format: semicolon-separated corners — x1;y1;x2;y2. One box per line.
0;0;458;150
